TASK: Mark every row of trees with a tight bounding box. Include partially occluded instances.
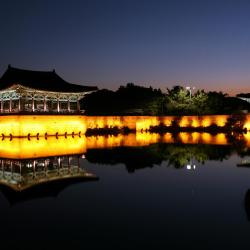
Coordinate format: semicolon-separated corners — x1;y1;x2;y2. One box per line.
164;86;228;115
81;83;164;115
81;83;250;115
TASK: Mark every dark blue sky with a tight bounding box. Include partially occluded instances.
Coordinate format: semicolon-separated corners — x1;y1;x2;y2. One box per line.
1;0;250;94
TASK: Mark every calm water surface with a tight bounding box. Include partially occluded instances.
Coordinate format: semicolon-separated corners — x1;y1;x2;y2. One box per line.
1;135;250;249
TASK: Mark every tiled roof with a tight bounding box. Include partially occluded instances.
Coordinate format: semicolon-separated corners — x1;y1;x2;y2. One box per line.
0;65;98;93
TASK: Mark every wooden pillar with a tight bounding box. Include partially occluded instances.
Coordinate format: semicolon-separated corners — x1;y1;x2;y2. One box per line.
32;95;34;112
68;156;70;168
57;157;61;174
19;162;22;180
18;97;21;112
0;99;3;113
67;156;70;173
43;96;46;112
9;98;12;113
77;99;80;113
77;156;80;172
10;161;13;177
1;160;4;175
33;160;36;179
44;160;48;176
67;99;70;112
57;97;60;113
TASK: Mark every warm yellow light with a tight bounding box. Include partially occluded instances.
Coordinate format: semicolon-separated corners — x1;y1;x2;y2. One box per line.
191;132;200;143
213;115;228;127
214;133;227;145
191;119;200;128
244;134;250;148
85;116;124;129
162;133;174;143
179;117;190;127
0;136;86;159
0;114;250;156
201;133;212;144
0;115;86;137
161;116;174;126
201;117;212;127
136;116;159;131
179;132;190;143
1;130;250;160
136;132;160;146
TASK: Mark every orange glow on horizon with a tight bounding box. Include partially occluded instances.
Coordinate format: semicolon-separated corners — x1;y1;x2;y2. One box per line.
0;115;249;159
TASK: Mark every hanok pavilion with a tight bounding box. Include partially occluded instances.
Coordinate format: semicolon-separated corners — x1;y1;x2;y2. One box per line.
0;134;98;202
0;65;97;114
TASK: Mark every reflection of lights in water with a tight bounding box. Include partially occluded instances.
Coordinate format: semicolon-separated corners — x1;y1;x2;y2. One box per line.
0;136;86;159
0;155;97;192
136;132;160;146
162;133;174;143
186;164;196;170
0;130;250;160
244;133;250;147
214;133;227;145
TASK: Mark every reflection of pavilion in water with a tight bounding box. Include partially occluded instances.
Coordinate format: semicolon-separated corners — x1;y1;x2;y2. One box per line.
0;155;96;192
0;136;98;203
0;131;249;192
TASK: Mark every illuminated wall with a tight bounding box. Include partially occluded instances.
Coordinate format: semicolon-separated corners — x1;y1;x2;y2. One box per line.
0;114;249;138
84;115;232;130
244;116;250;131
0;115;86;137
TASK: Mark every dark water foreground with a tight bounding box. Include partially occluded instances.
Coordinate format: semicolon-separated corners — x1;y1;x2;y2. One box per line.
1;141;250;249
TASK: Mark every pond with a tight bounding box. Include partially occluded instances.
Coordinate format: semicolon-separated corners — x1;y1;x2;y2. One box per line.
0;133;250;249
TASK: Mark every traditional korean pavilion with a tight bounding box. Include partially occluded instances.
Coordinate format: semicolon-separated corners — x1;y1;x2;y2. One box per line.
0;65;98;114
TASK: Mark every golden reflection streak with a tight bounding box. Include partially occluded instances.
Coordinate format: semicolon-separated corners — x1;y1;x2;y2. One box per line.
0;136;86;159
244;133;250;147
0;131;238;159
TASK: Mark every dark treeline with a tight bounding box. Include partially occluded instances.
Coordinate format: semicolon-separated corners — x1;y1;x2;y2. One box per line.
81;83;163;115
81;83;250;115
237;93;250;98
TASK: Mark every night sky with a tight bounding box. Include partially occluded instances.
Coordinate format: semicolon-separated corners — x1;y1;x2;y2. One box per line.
1;0;250;95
